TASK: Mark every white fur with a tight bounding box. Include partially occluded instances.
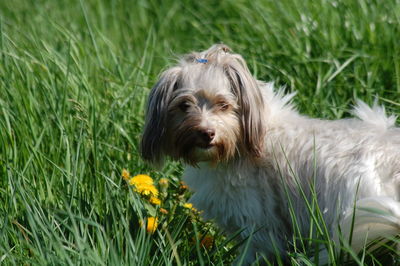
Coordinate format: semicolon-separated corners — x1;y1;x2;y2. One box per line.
142;45;400;264
184;82;400;263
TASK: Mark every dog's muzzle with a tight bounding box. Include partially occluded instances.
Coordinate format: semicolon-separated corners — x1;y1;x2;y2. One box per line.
196;127;215;149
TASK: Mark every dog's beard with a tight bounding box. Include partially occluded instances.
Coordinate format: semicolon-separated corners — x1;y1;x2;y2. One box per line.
167;114;239;165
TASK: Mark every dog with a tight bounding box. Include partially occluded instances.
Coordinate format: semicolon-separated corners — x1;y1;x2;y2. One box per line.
141;44;400;264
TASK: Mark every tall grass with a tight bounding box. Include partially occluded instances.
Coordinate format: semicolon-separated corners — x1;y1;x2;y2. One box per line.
0;0;399;264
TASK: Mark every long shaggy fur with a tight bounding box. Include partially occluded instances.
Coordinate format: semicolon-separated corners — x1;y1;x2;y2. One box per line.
141;44;400;264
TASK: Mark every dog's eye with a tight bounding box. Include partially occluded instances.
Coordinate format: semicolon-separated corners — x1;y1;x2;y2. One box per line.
179;101;191;112
216;102;229;111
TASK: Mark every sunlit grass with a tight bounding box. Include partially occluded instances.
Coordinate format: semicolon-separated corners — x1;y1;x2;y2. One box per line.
0;0;399;264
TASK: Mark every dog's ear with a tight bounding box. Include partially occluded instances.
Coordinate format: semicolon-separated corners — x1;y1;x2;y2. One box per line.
223;56;265;158
141;67;181;166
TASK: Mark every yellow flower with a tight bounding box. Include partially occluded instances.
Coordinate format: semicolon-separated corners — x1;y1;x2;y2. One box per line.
183;202;199;212
121;169;130;181
128;174;158;196
134;183;159;197
141;217;158;234
183;203;193;209
149;196;161;205
159;178;169;188
129;174;153;186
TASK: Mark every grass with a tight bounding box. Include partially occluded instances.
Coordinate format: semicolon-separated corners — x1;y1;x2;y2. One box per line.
0;0;399;264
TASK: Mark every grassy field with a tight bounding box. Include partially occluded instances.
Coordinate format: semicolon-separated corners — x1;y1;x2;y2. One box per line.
0;0;399;265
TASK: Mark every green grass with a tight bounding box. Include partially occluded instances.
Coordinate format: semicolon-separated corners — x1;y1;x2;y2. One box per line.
0;0;399;265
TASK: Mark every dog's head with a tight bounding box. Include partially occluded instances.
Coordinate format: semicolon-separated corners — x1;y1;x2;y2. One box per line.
141;44;266;166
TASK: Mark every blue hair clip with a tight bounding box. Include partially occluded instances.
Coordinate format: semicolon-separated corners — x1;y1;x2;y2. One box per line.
196;58;208;63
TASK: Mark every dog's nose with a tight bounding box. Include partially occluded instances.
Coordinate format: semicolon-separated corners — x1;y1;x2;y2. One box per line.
199;128;215;143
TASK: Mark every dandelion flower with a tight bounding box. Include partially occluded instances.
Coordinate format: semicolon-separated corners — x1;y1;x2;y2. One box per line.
121;169;130;181
128;174;158;196
183;203;193;209
134;183;159;197
129;174;153;186
159;178;169;188
183;202;199;212
145;217;158;234
149;196;161;205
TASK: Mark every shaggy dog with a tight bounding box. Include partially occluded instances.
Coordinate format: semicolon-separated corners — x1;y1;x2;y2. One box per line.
141;44;400;264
